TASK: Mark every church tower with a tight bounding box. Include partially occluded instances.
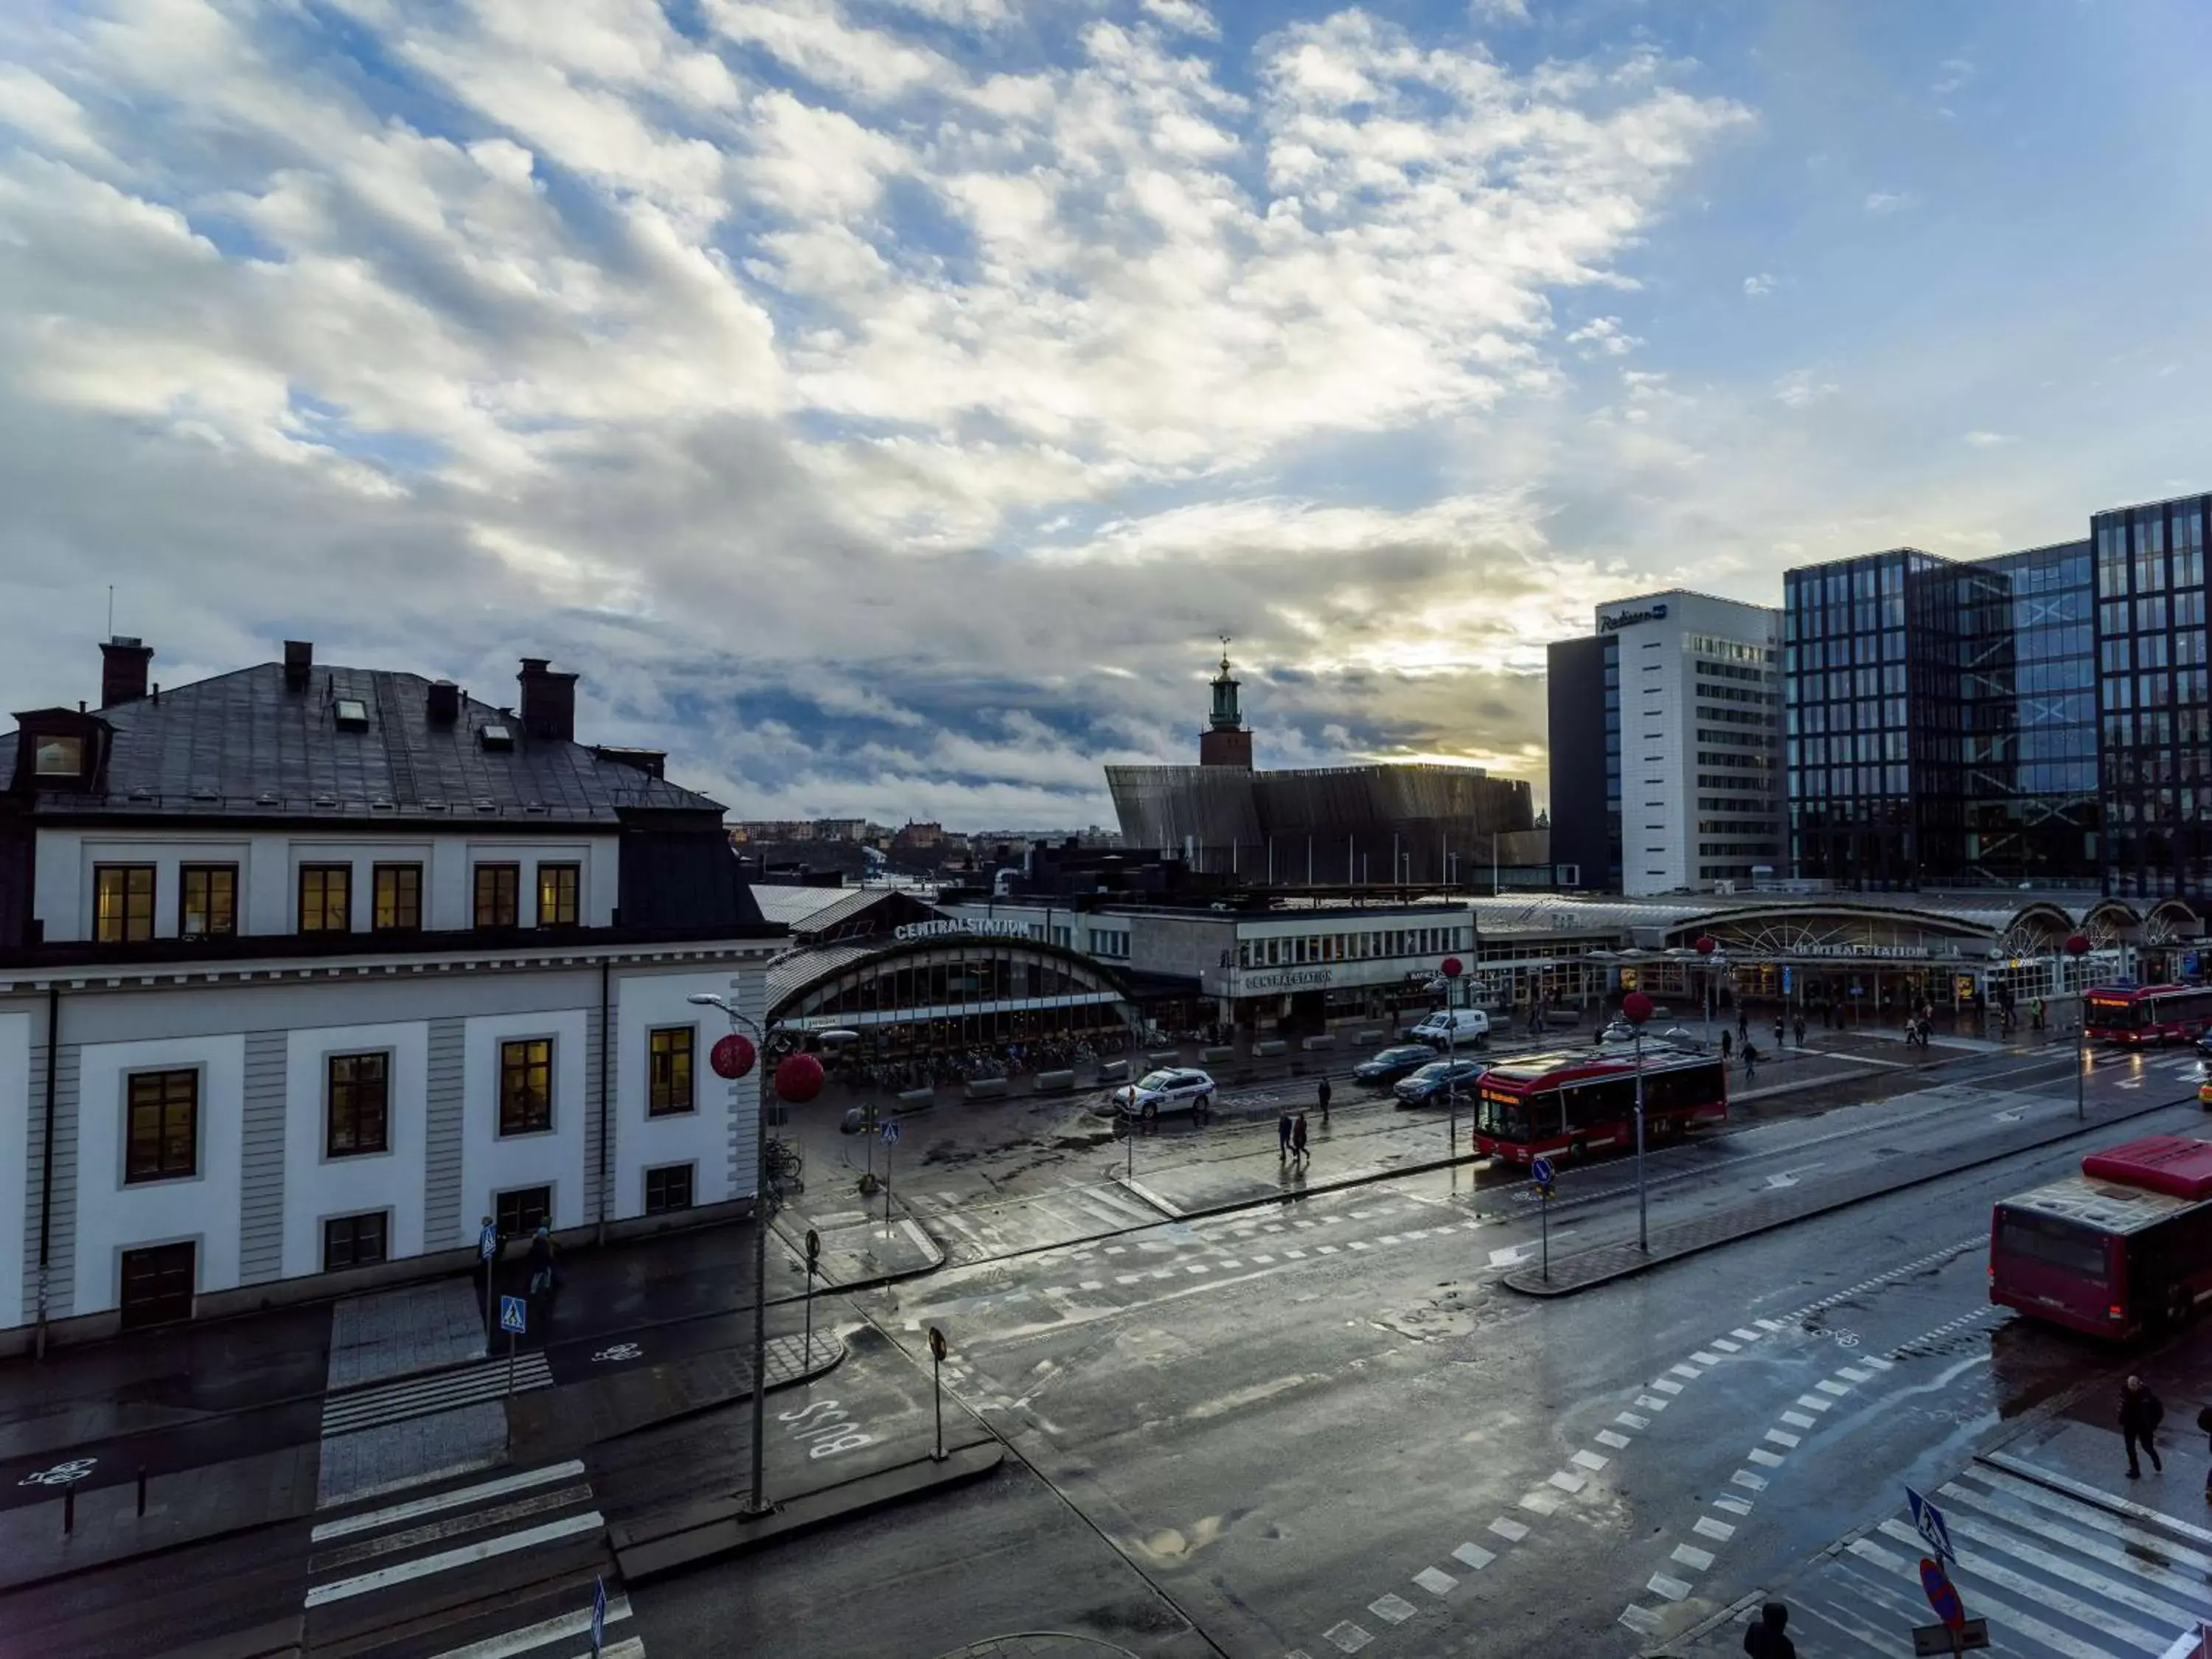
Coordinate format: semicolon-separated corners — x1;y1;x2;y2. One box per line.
1198;636;1253;768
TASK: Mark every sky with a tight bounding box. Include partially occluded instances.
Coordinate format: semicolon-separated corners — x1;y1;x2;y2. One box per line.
3;1;2210;828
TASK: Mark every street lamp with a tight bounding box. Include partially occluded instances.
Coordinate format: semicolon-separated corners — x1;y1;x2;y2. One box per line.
688;992;841;1520
1694;936;1717;1043
1623;989;1654;1252
1439;954;1465;1157
2064;933;2092;1124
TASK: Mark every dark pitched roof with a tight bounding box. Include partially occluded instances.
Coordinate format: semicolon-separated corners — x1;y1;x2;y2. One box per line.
3;662;725;827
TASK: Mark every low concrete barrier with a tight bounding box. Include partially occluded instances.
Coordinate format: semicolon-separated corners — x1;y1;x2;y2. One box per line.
964;1077;1009;1100
894;1088;936;1110
1352;1029;1383;1046
1300;1034;1337;1052
1200;1045;1237;1064
1147;1049;1180;1065
1251;1039;1288;1058
1033;1069;1077;1093
1097;1059;1130;1083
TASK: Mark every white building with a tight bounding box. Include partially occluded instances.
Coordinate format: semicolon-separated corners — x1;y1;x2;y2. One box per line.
1553;591;1784;898
0;638;782;1347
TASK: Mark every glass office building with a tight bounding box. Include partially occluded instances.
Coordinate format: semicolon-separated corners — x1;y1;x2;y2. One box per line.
2093;493;2212;898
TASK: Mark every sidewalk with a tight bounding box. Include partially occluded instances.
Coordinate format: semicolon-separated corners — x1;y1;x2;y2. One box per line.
1986;1314;2212;1512
508;1327;846;1459
774;1192;945;1292
1110;1112;1476;1217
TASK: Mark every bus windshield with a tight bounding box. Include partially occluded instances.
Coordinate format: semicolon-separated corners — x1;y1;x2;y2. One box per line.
1476;1092;1530;1141
1994;1210;2109;1280
2084;997;2140;1031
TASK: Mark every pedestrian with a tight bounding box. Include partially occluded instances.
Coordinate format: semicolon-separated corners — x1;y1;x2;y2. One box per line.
1292;1112;1310;1167
2122;1374;2166;1477
1774;1015;1786;1051
1720;1029;1733;1062
1317;1076;1332;1125
1793;1014;1806;1047
2197;1400;2212;1502
2032;996;2046;1032
526;1224;558;1300
1737;1009;1749;1045
1279;1110;1293;1160
1742;1042;1758;1082
1742;1601;1795;1659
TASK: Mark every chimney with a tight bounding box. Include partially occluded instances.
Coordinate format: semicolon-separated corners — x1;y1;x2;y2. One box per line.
100;636;154;709
517;658;578;743
283;640;313;692
425;679;461;726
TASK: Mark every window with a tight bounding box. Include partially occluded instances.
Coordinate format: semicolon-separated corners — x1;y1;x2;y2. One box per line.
333;698;369;730
475;863;520;928
495;1185;552;1238
95;864;156;942
179;864;237;938
125;1069;198;1183
372;863;422;932
644;1163;695;1216
648;1026;695;1117
537;862;580;927
32;734;83;777
299;864;352;932
327;1053;390;1157
323;1211;388;1271
499;1038;552;1135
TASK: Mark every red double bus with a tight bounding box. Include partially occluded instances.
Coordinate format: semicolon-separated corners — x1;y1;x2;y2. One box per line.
1473;1048;1728;1165
1989;1135;2212;1338
2083;984;2212;1046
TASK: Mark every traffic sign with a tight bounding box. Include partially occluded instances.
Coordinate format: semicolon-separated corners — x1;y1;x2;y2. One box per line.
880;1120;902;1145
1907;1485;1957;1563
590;1575;608;1658
928;1324;947;1363
1920;1556;1965;1628
1531;1155;1555;1186
805;1227;821;1268
499;1295;528;1335
479;1222;498;1260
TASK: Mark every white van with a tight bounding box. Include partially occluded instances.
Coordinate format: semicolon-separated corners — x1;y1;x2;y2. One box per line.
1408;1008;1489;1047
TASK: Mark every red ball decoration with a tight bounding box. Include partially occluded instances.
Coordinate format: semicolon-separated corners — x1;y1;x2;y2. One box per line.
709;1033;757;1080
1694;935;1716;956
1440;956;1464;978
1621;990;1655;1024
773;1051;825;1105
2064;933;2092;957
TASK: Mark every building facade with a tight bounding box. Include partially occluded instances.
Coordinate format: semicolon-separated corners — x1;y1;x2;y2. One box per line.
0;639;781;1346
1547;591;1783;898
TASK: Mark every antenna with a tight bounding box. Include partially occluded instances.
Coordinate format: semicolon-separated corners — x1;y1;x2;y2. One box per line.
107;585;114;639
1219;632;1232;674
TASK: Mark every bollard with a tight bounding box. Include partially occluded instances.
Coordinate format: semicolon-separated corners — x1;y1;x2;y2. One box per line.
137;1465;147;1517
63;1483;74;1536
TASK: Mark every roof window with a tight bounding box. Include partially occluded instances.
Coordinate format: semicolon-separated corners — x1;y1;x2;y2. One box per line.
335;698;369;730
480;724;513;751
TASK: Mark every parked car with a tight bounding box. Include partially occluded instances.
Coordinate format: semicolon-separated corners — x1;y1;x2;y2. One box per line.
1405;1008;1491;1048
1394;1058;1488;1107
1354;1045;1439;1087
1112;1067;1216;1121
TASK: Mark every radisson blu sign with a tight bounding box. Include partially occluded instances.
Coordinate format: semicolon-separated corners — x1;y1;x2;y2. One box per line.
1599;602;1669;633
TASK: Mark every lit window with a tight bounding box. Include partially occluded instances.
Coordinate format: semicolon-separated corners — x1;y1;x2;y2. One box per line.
95;865;156;942
32;734;83;777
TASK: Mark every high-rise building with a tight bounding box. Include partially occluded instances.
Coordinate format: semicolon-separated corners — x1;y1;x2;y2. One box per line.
1781;541;2096;890
1546;591;1783;896
2091;490;2212;898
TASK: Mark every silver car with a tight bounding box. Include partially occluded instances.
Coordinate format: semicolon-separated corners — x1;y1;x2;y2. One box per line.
1113;1067;1217;1121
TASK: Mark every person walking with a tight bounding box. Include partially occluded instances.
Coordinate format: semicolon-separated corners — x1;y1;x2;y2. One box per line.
1774;1015;1787;1051
1742;1042;1759;1082
1737;1009;1749;1046
1720;1029;1733;1062
1278;1110;1294;1161
1291;1112;1310;1168
1742;1601;1795;1659
2032;995;2046;1033
526;1224;558;1301
1317;1075;1332;1126
2122;1374;2166;1477
1793;1013;1806;1048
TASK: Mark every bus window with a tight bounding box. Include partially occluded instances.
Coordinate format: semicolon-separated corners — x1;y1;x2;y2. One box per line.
1995;1211;2108;1279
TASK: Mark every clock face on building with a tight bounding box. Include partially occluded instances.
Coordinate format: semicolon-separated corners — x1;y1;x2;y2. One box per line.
32;734;83;778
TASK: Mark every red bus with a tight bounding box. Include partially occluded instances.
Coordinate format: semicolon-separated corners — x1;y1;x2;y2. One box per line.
1989;1135;2212;1338
2083;984;2212;1046
1473;1048;1728;1165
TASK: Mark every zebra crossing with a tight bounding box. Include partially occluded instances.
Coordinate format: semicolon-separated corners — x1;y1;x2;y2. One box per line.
302;1458;641;1658
905;1181;1166;1262
321;1351;555;1436
1776;1458;2212;1658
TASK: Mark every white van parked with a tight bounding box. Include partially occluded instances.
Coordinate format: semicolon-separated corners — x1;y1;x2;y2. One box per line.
1408;1008;1489;1048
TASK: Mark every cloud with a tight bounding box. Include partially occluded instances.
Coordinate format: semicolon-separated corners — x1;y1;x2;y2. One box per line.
1773;369;1839;408
1964;430;2015;447
1742;271;1774;297
1863;190;1915;213
1470;0;1531;21
1932;58;1973;95
0;0;1752;825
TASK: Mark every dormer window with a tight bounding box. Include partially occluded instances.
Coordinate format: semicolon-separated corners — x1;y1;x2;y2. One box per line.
33;734;83;777
334;698;369;730
480;724;513;751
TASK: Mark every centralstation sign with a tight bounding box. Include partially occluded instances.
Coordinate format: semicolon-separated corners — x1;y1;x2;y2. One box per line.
892;917;1032;944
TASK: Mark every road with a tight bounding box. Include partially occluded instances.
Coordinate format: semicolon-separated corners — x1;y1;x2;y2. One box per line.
7;1037;2207;1658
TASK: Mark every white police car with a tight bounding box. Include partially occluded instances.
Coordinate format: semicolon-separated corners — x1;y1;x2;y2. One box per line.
1112;1067;1217;1122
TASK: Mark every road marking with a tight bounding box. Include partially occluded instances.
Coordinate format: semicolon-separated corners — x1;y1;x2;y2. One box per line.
1217;1260;1242;1270
1636;1395;1669;1412
1838;1365;1874;1382
1367;1593;1417;1625
1669;1363;1702;1379
321;1354;555;1435
1379;1235;1402;1245
1709;1338;1740;1352
1652;1378;1684;1394
304;1511;605;1606
1452;1542;1495;1569
1714;1495;1753;1516
1795;1394;1834;1412
1317;1245;1340;1255
1184;1264;1209;1275
1413;1567;1456;1596
1815;1379;1851;1396
1731;1327;1762;1342
1284;1249;1307;1259
1616;1411;1649;1430
1732;1470;1769;1492
1079;1281;1103;1292
1756;1318;1783;1331
1780;1411;1815;1429
1548;1470;1588;1492
1748;1448;1786;1467
1764;1429;1801;1448
310;1461;588;1543
1646;1573;1692;1601
1618;1606;1663;1636
428;1594;633;1659
1251;1254;1274;1265
1116;1273;1141;1284
1322;1621;1373;1652
1571;1450;1608;1471
1489;1517;1529;1542
311;1486;592;1573
1596;1430;1631;1449
1518;1487;1564;1514
1694;1517;1736;1542
1672;1543;1714;1571
1690;1350;1722;1364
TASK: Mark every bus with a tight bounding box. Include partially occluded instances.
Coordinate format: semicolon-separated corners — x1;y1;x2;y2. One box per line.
1989;1135;2212;1338
2083;984;2212;1046
1472;1048;1728;1166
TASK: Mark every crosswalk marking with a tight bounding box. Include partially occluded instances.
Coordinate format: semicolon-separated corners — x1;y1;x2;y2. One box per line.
305;1511;607;1607
428;1594;633;1659
322;1353;555;1436
311;1460;588;1543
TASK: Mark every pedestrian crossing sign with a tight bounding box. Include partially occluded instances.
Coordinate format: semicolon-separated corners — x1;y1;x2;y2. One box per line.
499;1295;527;1335
479;1222;498;1259
1906;1484;1955;1563
591;1574;607;1656
880;1120;901;1145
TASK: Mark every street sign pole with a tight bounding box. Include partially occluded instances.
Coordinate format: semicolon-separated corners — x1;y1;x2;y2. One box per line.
804;1228;821;1366
881;1120;902;1231
928;1325;948;1462
1532;1155;1556;1282
479;1218;498;1340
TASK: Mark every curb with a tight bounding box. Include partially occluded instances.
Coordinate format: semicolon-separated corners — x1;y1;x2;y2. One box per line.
1506;1085;2199;1298
771;1211;946;1297
1105;1144;1484;1223
595;1329;849;1444
0;1506;308;1599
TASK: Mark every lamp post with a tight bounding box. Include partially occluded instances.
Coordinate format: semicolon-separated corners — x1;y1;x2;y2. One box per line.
2065;933;2091;1124
689;993;835;1520
1623;990;1654;1251
1694;936;1717;1044
1440;954;1465;1157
